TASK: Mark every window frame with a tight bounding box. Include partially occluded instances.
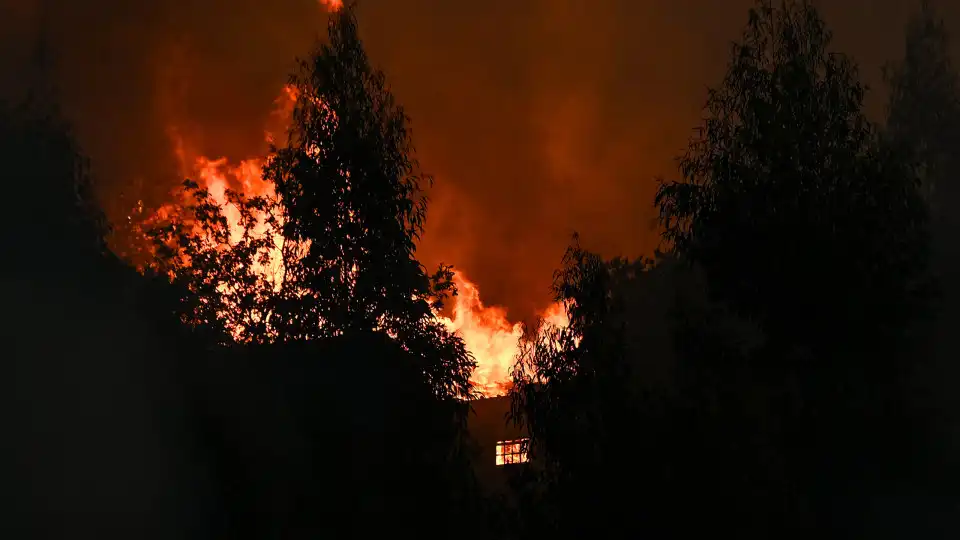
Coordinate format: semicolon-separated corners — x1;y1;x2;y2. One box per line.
495;438;530;466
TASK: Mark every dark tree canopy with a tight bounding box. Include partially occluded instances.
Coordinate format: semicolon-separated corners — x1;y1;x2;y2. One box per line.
1;86;108;278
1;64;226;539
884;0;960;502
266;10;436;335
511;237;632;470
650;0;934;531
884;0;960;213
510;1;940;536
655;0;930;356
509;237;660;537
10;1;960;537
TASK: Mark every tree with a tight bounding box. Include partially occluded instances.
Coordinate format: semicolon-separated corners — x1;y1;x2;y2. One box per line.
884;0;960;212
509;241;788;537
509;238;627;538
143;7;482;534
507;237;709;537
655;0;932;530
0;65;229;539
884;0;960;512
1;79;109;280
657;0;929;352
147;7;475;401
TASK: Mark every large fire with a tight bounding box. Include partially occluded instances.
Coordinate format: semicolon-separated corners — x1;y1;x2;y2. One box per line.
138;1;570;397
152;79;566;397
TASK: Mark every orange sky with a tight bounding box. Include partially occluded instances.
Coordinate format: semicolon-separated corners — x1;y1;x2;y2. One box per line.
1;0;958;321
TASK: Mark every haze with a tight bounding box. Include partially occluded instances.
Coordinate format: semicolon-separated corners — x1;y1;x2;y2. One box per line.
1;0;957;320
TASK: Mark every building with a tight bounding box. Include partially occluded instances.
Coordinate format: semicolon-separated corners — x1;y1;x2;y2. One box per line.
467;395;531;497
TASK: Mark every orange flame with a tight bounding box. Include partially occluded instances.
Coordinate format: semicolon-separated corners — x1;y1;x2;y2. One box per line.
194;156;286;289
318;0;343;12
146;67;568;395
438;272;567;397
438;273;524;396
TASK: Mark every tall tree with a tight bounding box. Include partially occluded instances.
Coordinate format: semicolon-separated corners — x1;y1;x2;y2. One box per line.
1;59;227;538
884;0;960;213
884;0;960;506
144;9;484;533
510;242;787;537
657;0;929;353
1;77;108;278
655;0;932;530
147;7;475;400
510;237;676;537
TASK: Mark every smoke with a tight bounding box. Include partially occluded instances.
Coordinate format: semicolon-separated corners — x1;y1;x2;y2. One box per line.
1;0;957;321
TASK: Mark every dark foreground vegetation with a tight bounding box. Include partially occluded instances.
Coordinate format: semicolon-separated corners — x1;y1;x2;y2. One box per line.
4;1;960;538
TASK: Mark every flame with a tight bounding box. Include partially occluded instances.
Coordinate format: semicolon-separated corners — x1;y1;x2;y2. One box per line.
437;273;524;396
143;56;568;395
318;0;343;12
194;156;286;289
161;85;295;293
438;272;567;397
495;438;530;465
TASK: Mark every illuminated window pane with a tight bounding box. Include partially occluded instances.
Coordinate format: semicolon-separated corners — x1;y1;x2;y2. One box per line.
495;438;529;466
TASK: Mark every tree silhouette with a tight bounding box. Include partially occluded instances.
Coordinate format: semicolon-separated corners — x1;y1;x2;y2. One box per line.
146;7;475;401
143;178;272;345
143;6;482;536
264;7;474;399
657;0;930;351
509;241;792;536
884;0;960;518
884;0;960;212
883;0;960;314
655;0;932;531
510;237;677;537
0;69;232;537
1;81;108;279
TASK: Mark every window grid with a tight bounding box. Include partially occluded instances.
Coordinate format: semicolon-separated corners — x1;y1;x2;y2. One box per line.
496;438;529;466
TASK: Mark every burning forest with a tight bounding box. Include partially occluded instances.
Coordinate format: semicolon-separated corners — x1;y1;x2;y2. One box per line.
7;0;960;537
129;77;566;397
99;0;568;398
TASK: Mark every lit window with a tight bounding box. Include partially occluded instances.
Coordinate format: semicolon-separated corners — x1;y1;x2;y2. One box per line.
495;438;529;466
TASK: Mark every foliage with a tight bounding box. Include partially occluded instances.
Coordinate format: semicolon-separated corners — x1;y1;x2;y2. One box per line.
509;236;652;536
652;0;933;529
142;11;483;533
655;0;930;356
508;240;792;536
1;84;109;277
508;1;939;536
511;236;631;466
144;179;278;345
145;7;475;401
1;64;235;536
883;0;960;211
